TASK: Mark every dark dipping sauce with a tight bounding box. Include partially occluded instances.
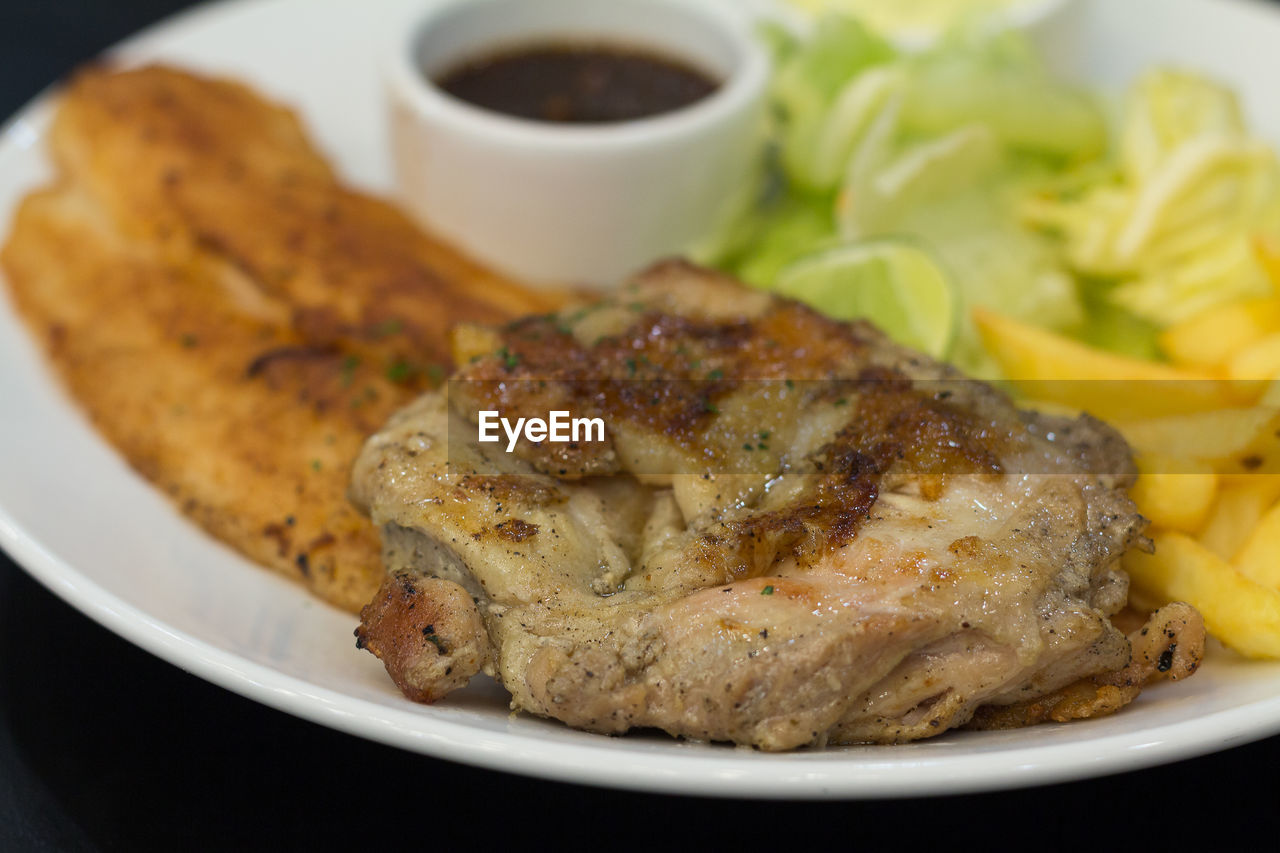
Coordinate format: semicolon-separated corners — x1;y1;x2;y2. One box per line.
435;43;720;124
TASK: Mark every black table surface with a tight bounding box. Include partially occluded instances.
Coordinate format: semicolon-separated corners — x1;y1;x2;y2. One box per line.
4;2;1280;850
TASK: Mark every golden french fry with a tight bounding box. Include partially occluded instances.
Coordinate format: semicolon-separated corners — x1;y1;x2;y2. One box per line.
1227;331;1280;382
1159;297;1280;370
1259;379;1280;408
1118;408;1280;474
973;308;1239;420
1197;476;1280;560
1020;399;1084;419
1128;455;1217;534
1257;234;1280;290
1234;501;1280;589
1124;531;1280;659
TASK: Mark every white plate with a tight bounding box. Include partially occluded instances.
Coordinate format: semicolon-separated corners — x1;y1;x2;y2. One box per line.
3;0;1280;799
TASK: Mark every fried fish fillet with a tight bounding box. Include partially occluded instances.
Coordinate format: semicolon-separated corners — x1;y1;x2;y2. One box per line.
0;65;557;611
352;261;1203;749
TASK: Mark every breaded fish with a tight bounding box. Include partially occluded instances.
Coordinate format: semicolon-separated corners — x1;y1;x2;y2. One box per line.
0;65;558;611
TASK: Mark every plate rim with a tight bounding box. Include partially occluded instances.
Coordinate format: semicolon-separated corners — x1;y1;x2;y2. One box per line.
3;0;1280;799
9;489;1280;800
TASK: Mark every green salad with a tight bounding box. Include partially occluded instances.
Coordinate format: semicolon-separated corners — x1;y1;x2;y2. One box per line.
701;9;1280;376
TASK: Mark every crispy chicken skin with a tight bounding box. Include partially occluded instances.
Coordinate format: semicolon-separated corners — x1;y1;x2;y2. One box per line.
0;66;557;610
353;261;1203;749
355;572;490;703
966;601;1204;729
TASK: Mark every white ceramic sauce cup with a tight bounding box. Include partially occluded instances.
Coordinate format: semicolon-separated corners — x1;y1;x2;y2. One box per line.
387;0;769;287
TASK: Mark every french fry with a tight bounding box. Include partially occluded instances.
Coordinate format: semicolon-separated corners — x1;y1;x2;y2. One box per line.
973;308;1238;420
1118;407;1280;474
1234;501;1280;589
1020;399;1084;419
1257;234;1280;290
1159;297;1280;369
1124;531;1280;659
1128;455;1217;533
976;304;1280;656
1259;379;1280;408
1197;476;1280;560
1227;331;1280;381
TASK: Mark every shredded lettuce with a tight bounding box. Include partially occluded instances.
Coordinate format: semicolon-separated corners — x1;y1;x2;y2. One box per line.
899;33;1106;160
734;193;836;288
1025;70;1280;326
705;9;1280;373
770;15;897;192
785;0;1025;45
706;15;1104;373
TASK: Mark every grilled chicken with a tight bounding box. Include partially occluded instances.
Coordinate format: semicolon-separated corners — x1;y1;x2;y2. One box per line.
351;260;1202;749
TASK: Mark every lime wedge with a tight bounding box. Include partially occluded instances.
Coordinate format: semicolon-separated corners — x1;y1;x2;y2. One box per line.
773;240;959;357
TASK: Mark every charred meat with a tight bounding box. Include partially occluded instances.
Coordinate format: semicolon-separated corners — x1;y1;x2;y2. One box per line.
352;261;1202;749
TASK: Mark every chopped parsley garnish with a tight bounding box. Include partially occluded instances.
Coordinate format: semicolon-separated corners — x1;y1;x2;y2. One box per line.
339;354;360;387
497;347;521;370
706;368;724;381
371;318;402;338
761;585;775;596
554;307;591;334
385;360;414;383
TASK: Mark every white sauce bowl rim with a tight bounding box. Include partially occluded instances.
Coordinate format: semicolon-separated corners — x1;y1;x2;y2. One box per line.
388;0;771;151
